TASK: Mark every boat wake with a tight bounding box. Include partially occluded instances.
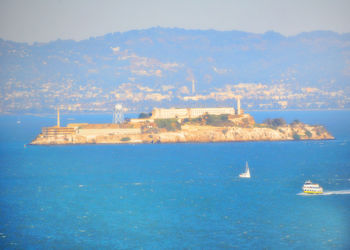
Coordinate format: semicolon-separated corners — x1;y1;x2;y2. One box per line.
297;190;350;196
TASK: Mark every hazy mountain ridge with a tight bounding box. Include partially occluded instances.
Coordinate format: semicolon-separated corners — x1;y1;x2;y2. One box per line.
0;27;349;113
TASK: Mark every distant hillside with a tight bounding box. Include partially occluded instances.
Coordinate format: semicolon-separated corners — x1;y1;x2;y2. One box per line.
1;27;349;113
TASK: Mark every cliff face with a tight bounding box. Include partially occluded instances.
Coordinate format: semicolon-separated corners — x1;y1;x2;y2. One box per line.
31;123;334;145
141;124;333;143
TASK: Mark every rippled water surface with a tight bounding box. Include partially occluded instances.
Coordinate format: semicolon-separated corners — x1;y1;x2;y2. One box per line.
0;111;349;249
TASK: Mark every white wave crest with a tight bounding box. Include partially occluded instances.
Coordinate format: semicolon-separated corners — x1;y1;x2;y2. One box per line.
297;190;350;196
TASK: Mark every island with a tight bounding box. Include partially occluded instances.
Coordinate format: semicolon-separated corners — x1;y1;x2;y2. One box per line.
30;101;334;145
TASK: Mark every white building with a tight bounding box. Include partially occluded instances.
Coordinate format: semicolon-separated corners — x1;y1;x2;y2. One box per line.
152;107;236;119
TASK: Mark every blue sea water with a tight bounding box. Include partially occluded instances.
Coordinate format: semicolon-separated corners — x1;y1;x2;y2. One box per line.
0;111;349;249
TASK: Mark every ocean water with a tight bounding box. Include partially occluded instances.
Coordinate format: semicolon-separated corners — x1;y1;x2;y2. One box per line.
0;111;349;249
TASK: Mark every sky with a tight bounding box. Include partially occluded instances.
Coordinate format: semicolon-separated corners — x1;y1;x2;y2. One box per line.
0;0;349;44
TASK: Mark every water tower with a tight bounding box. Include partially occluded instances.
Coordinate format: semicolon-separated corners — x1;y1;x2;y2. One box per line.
113;104;124;124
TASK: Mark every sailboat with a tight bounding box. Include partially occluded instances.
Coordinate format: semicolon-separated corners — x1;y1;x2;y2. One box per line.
239;161;251;178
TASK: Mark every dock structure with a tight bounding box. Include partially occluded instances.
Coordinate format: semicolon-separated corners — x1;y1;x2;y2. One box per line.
42;127;75;137
38;107;140;141
41;108;75;138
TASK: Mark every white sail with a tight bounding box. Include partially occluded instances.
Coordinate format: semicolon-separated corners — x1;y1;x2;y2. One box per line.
239;161;251;178
246;163;250;178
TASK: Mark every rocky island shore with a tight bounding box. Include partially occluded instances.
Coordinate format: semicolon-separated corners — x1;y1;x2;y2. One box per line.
30;111;334;145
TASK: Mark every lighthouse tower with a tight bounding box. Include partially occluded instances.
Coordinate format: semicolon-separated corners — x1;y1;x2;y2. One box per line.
57;107;60;127
192;79;196;94
236;97;241;115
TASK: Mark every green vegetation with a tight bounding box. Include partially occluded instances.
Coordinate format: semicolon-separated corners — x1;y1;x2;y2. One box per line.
121;137;131;141
183;117;202;124
263;118;286;127
204;114;230;126
291;119;302;126
155;119;181;131
254;123;267;128
292;133;301;140
241;118;251;128
182;114;230;127
138;112;152;119
315;126;326;136
305;130;312;138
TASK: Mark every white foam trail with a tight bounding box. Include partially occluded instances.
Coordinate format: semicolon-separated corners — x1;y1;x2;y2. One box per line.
297;190;350;196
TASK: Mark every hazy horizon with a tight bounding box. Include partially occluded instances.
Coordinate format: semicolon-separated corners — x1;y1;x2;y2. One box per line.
1;0;349;43
2;27;350;45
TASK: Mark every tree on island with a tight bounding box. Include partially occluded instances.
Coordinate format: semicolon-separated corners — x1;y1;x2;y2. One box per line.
263;118;286;127
155;119;181;131
292;133;301;140
138;112;152;119
290;119;303;127
204;114;229;126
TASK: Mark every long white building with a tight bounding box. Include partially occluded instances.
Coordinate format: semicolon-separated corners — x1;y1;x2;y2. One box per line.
128;97;243;122
152;107;238;119
150;97;242;119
